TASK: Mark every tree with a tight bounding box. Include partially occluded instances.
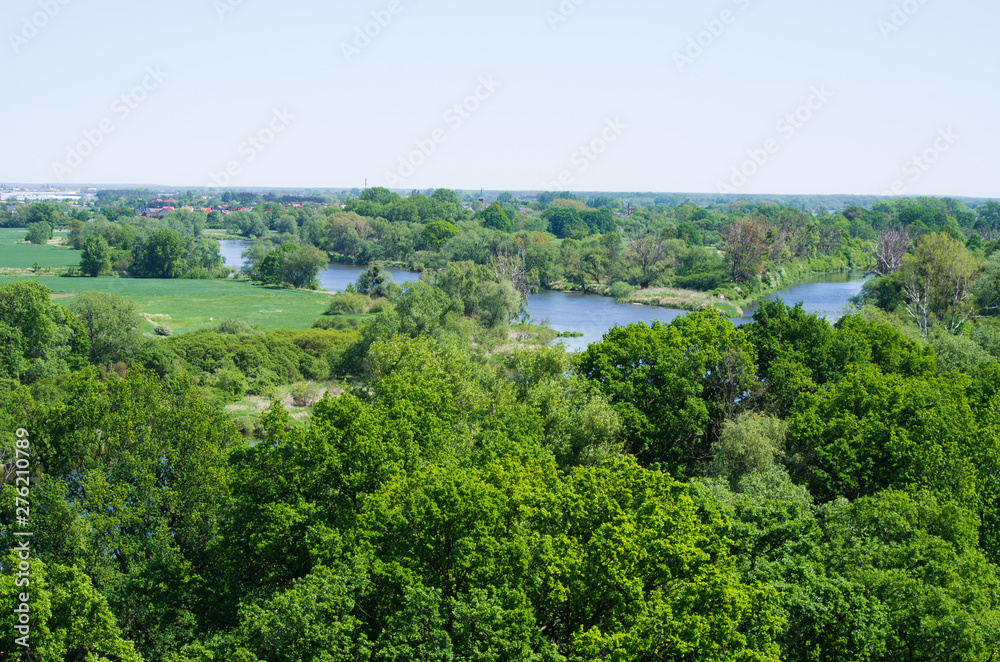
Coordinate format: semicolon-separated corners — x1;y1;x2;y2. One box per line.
421;220;460;250
279;243;327;289
481;203;513;232
80;234;112;276
71;291;148;365
230;210;268;238
0;280;89;383
624;231;670;288
358;265;392;298
26;220;53;244
0;557;144;662
543;206;582;238
723;217;770;285
476;280;520;328
22;201;60;226
822;491;1000;661
900;232;980;336
33;369;242;659
870;226;910;276
578;310;760;477
134;229;188;278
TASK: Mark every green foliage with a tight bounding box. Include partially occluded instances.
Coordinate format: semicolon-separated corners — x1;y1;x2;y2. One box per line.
608;280;636;300
21;369;242;660
216;318;260;335
422;220;461;250
133;228;189;278
80;234;113;276
481;203;514;232
26;220;53;245
0;555;144;662
747;300;935;416
327;290;372;315
71;291;148;366
708;412;789;487
357;265;393;298
0;279;89;383
578;310;759;478
786;366;996;522
930;329;997;373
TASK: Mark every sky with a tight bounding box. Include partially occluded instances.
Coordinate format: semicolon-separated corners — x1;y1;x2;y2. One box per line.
1;0;996;197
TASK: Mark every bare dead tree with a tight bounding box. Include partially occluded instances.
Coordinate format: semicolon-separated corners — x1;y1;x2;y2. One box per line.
489;240;530;303
870;227;910;277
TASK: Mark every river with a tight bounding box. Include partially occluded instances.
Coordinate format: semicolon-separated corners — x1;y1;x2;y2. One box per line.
219;240;868;352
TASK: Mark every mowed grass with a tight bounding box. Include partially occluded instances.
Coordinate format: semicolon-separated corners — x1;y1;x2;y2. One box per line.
0;228;82;269
0;276;334;334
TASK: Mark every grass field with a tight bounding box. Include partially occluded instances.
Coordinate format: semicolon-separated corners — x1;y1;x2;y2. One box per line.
0;276;334;335
0;228;82;269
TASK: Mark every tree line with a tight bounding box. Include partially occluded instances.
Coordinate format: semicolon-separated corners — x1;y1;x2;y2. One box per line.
2;270;1000;660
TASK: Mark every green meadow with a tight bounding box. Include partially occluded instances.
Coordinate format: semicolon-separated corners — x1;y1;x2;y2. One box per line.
0;275;333;335
0;228;82;269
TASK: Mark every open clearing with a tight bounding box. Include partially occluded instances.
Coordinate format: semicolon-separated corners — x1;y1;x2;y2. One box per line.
0;228;82;269
0;275;333;334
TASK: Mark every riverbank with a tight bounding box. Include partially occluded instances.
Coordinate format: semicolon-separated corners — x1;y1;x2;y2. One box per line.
543;267;868;320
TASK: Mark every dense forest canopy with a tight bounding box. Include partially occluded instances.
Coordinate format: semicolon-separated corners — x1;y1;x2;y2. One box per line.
2;188;1000;660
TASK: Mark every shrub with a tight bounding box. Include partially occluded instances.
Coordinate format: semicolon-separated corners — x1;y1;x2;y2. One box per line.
153;324;171;337
674;270;726;291
290;382;321;407
246;366;280;397
312;317;359;330
326;291;371;315
208;368;247;401
609;281;636;301
300;357;330;381
710;287;740;301
368;298;395;314
216;319;258;335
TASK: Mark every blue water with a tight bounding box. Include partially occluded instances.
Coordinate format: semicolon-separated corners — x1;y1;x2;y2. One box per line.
219;241;867;352
219;240;420;292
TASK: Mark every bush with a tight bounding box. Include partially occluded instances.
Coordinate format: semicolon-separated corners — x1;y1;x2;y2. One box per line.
368;298;395;314
207;368;247;401
326;291;371;315
609;281;636;301
153;324;171;337
930;331;997;374
710;287;740;301
246;366;280;397
312;317;359;330
289;382;321;407
300;357;330;381
216;319;258;335
674;270;726;291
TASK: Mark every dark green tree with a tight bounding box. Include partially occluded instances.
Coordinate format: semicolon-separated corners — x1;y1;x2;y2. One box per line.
80;234;112;277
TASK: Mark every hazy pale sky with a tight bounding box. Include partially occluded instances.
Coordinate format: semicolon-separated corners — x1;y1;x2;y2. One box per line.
2;0;996;197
